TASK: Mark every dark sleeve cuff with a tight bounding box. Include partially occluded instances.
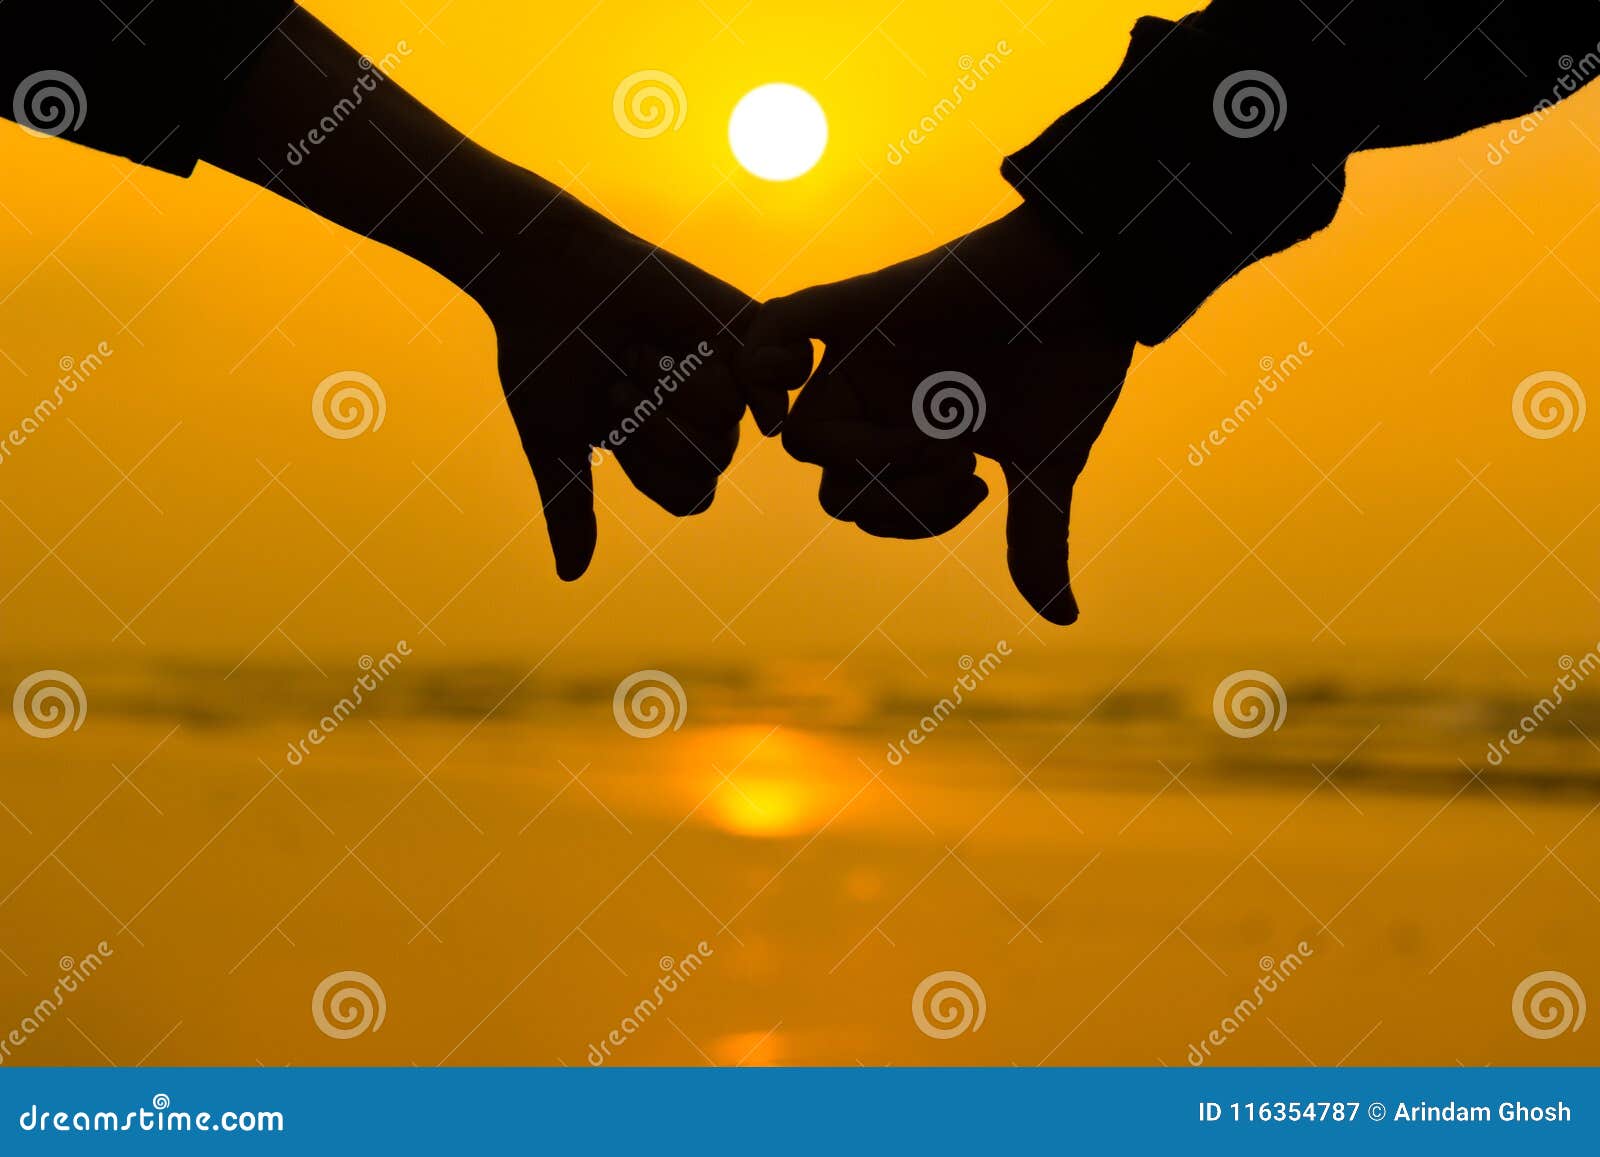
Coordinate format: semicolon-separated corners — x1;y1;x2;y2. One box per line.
1;0;298;177
1002;14;1356;345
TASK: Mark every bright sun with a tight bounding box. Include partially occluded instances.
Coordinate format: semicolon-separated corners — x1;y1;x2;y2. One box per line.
728;84;828;181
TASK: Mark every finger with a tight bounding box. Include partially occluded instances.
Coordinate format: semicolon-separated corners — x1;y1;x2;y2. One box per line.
820;463;988;539
782;370;958;470
785;416;949;471
613;444;720;516
606;382;733;516
747;382;788;437
817;449;980;518
612;424;732;516
637;346;744;430
749;280;875;352
740;341;817;436
528;449;598;582
1000;458;1079;625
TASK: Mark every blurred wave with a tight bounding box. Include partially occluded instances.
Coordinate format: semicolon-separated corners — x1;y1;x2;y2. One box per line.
29;654;1600;799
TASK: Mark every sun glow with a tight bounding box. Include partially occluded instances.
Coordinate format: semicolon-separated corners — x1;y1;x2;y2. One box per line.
728;83;828;181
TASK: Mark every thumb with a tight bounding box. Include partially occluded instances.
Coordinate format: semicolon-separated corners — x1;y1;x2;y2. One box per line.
1000;457;1081;625
528;448;598;582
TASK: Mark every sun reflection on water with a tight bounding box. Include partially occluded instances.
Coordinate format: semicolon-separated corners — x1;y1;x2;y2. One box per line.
679;725;837;838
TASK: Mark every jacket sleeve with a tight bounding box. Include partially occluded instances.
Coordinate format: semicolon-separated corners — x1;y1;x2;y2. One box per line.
1006;2;1600;345
0;0;297;177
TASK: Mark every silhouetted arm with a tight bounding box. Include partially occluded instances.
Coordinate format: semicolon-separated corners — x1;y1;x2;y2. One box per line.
1006;1;1600;345
2;2;811;581
0;1;296;173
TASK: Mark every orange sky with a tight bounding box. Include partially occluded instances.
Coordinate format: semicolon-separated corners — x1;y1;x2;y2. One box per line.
1;0;1598;676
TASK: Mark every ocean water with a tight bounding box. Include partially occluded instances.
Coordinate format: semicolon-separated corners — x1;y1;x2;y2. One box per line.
1;656;1596;1067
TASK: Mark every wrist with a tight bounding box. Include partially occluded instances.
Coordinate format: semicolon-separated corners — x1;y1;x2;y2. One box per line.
1003;15;1351;345
999;201;1136;350
376;141;541;296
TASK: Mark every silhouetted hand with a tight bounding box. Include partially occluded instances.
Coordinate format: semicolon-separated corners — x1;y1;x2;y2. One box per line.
196;4;816;586
473;187;810;580
749;203;1135;624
